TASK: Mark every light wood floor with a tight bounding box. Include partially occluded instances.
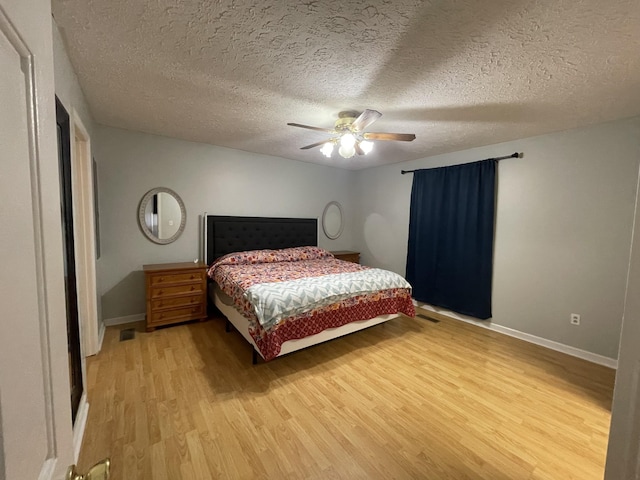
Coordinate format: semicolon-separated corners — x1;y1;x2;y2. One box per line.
78;312;615;479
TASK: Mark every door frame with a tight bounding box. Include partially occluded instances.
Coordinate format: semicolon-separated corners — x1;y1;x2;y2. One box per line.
70;109;99;358
68;108;98;460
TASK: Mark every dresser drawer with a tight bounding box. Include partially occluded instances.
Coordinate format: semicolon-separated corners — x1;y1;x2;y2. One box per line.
150;282;204;298
147;304;205;326
149;271;205;286
151;294;202;310
143;262;209;331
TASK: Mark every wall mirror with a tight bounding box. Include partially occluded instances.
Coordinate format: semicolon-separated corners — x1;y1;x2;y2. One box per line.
138;187;186;244
322;201;344;240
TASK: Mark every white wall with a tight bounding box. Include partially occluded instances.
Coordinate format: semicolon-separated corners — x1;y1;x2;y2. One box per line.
354;117;640;360
95;125;357;321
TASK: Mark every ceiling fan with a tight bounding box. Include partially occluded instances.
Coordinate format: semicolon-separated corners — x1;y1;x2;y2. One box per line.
287;109;416;159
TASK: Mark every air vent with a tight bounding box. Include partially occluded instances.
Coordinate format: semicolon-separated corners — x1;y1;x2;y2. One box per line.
119;328;135;341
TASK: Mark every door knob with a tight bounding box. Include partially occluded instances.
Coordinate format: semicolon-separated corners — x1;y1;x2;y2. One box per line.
66;458;110;480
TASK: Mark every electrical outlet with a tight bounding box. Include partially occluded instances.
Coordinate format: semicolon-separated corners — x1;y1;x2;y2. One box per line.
570;313;581;325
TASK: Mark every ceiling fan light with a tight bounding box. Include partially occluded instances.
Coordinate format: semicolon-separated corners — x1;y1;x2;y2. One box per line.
340;133;356;148
320;142;334;157
338;145;356;158
360;140;374;154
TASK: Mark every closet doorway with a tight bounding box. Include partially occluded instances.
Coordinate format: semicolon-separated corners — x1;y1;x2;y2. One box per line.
56;97;83;422
55;96;99;430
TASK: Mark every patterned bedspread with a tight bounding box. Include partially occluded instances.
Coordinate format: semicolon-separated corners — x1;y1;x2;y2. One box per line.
208;246;415;360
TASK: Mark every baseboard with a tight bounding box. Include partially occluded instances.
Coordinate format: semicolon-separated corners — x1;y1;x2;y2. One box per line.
72;393;89;462
97;321;105;351
103;313;145;326
37;459;57;480
416;305;618;369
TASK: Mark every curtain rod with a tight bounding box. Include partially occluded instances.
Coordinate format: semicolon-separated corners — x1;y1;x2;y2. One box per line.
400;152;523;175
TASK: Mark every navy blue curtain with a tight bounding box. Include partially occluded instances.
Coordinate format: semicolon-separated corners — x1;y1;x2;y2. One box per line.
406;159;496;319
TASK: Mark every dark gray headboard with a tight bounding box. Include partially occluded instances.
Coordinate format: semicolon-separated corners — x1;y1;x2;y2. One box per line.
204;215;318;265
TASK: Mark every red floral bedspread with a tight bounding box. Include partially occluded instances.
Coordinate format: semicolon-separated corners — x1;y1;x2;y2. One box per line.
208;247;415;360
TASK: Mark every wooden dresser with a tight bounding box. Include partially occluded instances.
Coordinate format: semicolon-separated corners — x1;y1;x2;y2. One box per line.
143;262;208;332
331;250;360;264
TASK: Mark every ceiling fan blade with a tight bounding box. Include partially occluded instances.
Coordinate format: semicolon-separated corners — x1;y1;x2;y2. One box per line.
287;122;334;133
363;132;416;142
300;139;334;150
355;142;365;155
351;109;382;132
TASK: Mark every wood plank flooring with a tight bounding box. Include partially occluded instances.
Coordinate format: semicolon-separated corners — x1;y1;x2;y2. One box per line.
78;312;615;479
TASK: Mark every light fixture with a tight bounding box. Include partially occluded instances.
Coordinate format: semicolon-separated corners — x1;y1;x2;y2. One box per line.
338;144;356;158
320;142;334;158
312;112;379;159
340;133;356;148
360;140;374;154
320;133;374;159
290;109;415;160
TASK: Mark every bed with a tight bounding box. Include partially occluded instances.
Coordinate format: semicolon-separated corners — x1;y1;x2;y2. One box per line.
203;215;415;362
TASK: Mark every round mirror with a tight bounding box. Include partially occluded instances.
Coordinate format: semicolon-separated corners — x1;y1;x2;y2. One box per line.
138;187;186;244
322;201;344;240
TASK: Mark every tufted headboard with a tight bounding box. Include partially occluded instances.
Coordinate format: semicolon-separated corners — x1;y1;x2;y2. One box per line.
204;215;318;265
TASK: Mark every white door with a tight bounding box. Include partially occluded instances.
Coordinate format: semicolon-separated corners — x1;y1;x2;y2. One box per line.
0;0;75;479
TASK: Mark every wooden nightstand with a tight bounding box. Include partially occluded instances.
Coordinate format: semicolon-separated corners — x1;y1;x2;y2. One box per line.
331;250;360;264
143;262;208;332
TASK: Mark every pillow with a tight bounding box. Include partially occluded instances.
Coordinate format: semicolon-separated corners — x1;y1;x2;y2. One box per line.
274;246;333;262
207;246;332;278
207;249;277;278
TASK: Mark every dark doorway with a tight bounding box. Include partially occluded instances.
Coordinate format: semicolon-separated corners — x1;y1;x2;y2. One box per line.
56;97;83;423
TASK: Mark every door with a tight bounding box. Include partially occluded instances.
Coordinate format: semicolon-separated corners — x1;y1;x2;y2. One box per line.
0;1;74;479
57;97;84;423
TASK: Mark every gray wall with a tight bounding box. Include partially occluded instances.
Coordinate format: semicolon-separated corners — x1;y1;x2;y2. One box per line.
52;20;95;137
95;125;357;320
94;117;640;359
353;117;640;359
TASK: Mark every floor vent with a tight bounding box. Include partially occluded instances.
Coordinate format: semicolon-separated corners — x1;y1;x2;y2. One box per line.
119;328;136;341
417;313;440;323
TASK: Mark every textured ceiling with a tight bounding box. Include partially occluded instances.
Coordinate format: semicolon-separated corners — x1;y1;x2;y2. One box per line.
52;0;640;170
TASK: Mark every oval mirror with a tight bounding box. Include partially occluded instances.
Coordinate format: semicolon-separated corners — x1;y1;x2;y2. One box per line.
138;187;186;244
322;201;344;240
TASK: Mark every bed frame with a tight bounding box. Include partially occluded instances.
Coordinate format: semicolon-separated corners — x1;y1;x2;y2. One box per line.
203;214;399;363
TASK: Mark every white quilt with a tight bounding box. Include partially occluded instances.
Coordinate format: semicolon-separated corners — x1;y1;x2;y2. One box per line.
243;268;411;330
